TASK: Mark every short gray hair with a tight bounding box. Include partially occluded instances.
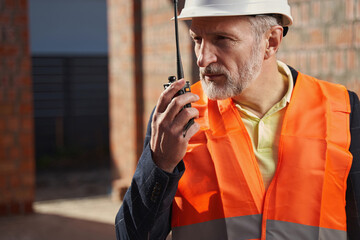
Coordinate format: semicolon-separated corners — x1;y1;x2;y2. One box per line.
247;15;282;43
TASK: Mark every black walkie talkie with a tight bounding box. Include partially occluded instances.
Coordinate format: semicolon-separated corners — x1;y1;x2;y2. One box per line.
164;0;194;137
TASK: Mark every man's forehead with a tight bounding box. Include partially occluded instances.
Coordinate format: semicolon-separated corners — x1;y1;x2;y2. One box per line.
189;16;250;35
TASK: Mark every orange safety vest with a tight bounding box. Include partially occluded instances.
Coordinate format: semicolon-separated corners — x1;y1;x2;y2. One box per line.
171;72;353;240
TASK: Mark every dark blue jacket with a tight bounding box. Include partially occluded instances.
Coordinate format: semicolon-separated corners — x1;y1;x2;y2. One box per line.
115;69;360;239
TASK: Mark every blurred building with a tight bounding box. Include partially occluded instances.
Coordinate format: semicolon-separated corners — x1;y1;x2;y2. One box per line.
29;0;109;171
1;0;360;216
0;0;109;216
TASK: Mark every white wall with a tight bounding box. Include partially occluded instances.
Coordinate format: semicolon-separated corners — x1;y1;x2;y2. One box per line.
29;0;108;55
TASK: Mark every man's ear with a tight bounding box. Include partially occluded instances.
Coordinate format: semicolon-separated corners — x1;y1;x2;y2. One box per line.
264;26;283;60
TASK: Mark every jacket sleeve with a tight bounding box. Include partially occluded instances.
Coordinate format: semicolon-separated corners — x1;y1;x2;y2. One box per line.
115;110;185;240
346;90;360;239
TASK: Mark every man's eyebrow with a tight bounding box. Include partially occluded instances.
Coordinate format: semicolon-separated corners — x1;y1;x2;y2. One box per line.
212;31;242;38
189;30;236;38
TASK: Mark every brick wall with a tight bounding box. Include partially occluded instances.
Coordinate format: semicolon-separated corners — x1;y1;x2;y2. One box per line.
107;0;136;198
109;0;194;199
279;0;360;95
0;0;35;215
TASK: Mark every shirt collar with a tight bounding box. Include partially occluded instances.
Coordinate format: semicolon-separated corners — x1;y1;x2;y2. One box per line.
277;60;294;104
234;60;294;119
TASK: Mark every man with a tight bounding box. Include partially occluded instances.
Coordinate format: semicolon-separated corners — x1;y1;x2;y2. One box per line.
115;0;360;239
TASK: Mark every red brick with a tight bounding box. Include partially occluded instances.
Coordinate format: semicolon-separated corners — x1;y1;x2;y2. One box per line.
322;1;335;23
7;88;17;101
2;133;14;147
17;76;31;86
1;188;12;202
286;53;298;69
24;201;33;214
21;146;34;159
14;14;28;26
310;1;321;24
329;25;352;47
0;148;6;161
321;51;330;74
4;27;16;43
20;90;32;103
290;4;300;27
355;22;360;47
309;52;319;75
0;14;10;24
0;161;18;173
347;49;357;70
308;28;324;48
9;147;20;160
5;0;16;8
20;58;30;71
298;52;308;73
20;117;33;131
19;103;32;114
346;0;355;20
21;28;29;42
6;59;16;73
22;171;34;184
0;118;6;131
0;204;8;215
0;104;13;115
299;3;310;26
0;175;7;189
10;175;21;188
19;159;33;172
0;45;19;56
19;0;28;8
1;76;10;87
334;50;345;74
356;0;360;19
10;201;20;214
7;116;20;131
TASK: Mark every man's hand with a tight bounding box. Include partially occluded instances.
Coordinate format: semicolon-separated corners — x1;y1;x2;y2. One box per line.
150;79;200;173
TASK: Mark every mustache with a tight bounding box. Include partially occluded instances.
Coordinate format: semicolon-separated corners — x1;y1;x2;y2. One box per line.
200;64;229;76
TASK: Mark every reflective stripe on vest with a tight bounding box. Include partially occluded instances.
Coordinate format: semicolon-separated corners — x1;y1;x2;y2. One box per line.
171;72;352;239
172;215;347;240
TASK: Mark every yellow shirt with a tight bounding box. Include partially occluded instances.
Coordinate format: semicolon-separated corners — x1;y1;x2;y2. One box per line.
235;61;294;190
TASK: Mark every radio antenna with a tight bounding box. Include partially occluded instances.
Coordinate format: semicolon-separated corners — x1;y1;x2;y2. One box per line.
173;0;184;80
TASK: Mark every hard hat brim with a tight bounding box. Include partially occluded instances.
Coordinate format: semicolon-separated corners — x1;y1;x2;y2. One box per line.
177;3;293;27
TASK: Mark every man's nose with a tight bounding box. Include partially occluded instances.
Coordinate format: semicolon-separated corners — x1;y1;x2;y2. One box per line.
196;42;217;68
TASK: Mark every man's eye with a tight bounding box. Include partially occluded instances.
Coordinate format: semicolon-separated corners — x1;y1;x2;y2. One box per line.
216;36;228;41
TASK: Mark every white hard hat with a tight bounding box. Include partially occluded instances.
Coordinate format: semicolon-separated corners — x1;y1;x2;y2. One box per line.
178;0;293;26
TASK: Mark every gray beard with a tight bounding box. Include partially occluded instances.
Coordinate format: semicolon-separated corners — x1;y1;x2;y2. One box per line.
199;45;263;100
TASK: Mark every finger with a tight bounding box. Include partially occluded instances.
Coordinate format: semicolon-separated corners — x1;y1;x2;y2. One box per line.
171;107;199;132
164;93;199;122
156;79;186;113
183;121;200;140
166;107;198;140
